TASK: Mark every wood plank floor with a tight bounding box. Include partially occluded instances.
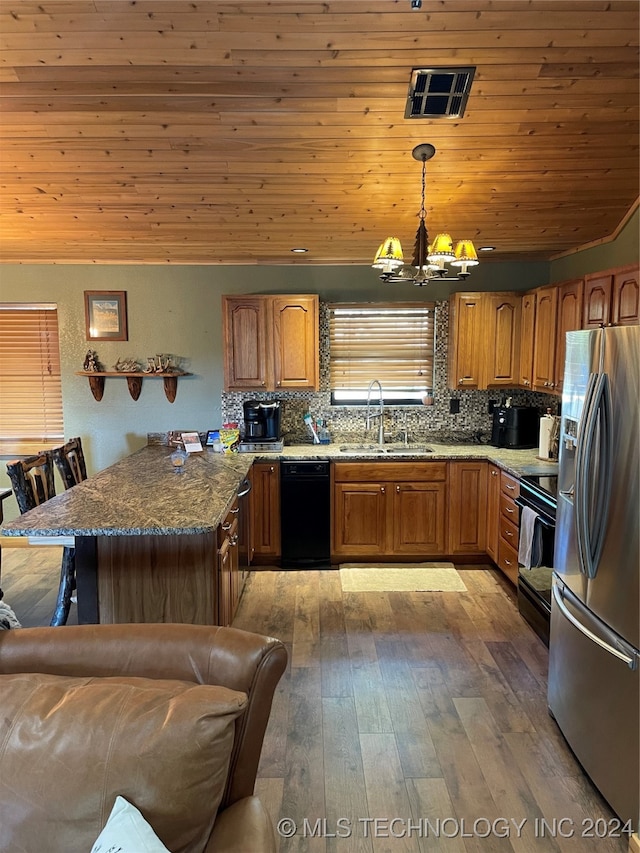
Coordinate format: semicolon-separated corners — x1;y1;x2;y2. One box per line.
0;548;631;852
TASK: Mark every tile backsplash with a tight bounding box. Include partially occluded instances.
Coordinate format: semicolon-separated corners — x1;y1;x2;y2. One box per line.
221;300;557;445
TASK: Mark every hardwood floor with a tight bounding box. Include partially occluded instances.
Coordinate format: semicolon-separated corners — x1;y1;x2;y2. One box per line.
0;548;631;852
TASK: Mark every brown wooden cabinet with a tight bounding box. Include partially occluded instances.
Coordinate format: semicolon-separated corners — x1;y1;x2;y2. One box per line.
448;291;521;390
583;264;639;329
448;461;488;555
222;294;319;391
554;278;584;394
531;285;558;393
217;497;241;627
496;471;520;584
484;293;521;387
250;462;281;561
485;464;501;563
332;461;447;559
448;293;485;389
518;291;536;389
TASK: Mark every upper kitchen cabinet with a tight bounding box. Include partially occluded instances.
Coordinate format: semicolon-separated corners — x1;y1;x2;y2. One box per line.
531;285;558;393
222;296;269;390
271;295;319;390
222;294;319;391
554;278;584;395
448;291;521;390
448;293;485;389
518;291;536;389
583;265;639;329
484;293;521;387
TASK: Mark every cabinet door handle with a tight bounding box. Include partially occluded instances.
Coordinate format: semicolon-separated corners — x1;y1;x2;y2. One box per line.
381;486;385;494
269;466;275;473
491;470;498;477
396;485;400;493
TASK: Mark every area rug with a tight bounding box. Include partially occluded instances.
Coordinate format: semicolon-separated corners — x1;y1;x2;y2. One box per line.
339;563;468;592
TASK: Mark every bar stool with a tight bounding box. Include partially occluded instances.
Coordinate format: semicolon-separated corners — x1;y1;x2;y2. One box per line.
5;453;75;627
52;436;87;490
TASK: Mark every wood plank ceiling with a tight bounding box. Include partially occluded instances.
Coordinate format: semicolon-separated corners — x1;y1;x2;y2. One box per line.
0;0;638;265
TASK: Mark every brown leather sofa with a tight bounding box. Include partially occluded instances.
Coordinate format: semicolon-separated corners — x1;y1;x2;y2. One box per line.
0;622;288;853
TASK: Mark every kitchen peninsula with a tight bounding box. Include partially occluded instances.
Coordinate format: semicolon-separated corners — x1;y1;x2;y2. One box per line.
1;442;556;625
1;445;253;625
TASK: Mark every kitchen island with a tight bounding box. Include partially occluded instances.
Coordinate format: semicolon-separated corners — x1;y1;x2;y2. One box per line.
1;441;556;625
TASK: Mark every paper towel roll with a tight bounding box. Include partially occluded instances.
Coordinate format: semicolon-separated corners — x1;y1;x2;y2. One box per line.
538;414;554;459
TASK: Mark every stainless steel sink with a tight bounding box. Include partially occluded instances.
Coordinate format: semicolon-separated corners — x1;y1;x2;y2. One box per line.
338;445;432;455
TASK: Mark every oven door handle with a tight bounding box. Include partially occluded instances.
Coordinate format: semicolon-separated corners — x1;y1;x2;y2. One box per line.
514;498;555;529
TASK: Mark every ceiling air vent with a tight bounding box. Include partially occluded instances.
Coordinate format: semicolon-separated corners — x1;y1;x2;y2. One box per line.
405;67;475;119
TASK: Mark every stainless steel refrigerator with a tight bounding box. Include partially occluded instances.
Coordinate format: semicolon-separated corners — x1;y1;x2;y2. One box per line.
549;324;639;830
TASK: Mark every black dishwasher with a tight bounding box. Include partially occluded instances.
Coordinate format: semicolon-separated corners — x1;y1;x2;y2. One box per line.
280;460;331;568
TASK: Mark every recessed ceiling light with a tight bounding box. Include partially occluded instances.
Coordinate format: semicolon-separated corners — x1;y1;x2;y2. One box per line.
479;246;496;252
290;247;308;253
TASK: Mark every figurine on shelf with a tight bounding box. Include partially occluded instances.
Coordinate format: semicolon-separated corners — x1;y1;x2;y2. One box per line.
83;349;102;372
114;357;140;373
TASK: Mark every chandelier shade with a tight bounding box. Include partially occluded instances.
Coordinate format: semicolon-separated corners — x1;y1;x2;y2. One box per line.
372;144;479;286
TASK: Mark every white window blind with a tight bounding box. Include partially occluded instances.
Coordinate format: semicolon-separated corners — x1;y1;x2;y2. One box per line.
329;302;435;402
0;304;64;453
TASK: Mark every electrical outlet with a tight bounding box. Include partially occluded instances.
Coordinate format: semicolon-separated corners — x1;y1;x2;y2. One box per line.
449;398;460;415
488;399;498;413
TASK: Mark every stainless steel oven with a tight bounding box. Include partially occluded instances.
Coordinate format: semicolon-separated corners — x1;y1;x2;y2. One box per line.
516;474;557;646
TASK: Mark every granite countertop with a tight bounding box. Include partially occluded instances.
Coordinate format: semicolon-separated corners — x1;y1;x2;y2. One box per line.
1;442;557;538
267;441;558;479
1;445;253;537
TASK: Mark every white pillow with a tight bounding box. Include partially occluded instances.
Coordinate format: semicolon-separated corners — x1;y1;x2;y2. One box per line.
91;796;170;853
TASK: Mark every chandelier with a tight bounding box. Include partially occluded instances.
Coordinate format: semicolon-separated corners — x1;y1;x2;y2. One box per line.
372;143;479;286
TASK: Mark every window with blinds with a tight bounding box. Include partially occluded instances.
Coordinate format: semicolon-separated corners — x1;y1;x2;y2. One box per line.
329;302;435;404
0;304;64;454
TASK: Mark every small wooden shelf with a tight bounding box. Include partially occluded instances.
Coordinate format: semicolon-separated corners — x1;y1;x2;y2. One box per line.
76;371;191;403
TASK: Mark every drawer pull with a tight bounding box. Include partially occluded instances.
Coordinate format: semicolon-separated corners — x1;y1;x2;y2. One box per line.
505;531;513;538
504;558;513;566
230;507;239;514
505;507;514;514
222;522;232;531
505;484;516;491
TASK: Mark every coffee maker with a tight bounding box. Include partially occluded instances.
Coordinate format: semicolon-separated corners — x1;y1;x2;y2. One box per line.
242;400;282;442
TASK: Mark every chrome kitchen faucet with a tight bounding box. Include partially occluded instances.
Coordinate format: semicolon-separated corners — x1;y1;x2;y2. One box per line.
365;379;385;445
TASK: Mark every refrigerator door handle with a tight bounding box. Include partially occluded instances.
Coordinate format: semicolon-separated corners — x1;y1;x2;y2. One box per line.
575;372;598;577
552;582;638;670
579;373;614;579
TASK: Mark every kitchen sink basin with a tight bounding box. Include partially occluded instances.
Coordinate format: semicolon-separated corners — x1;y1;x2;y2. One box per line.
338;445;433;455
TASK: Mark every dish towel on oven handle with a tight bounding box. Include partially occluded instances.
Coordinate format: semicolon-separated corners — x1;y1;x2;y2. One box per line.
518;506;543;569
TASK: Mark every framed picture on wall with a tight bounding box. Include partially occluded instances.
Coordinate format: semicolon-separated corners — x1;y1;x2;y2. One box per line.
85;291;128;341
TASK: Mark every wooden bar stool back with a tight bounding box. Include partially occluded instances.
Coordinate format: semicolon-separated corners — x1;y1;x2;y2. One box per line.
6;453;56;514
52;437;87;489
5;453;74;627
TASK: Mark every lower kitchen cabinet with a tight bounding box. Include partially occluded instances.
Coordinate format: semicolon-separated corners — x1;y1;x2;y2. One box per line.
448;461;488;555
486;464;501;562
332;461;447;558
251;461;281;561
496;471;521;584
217;495;246;627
